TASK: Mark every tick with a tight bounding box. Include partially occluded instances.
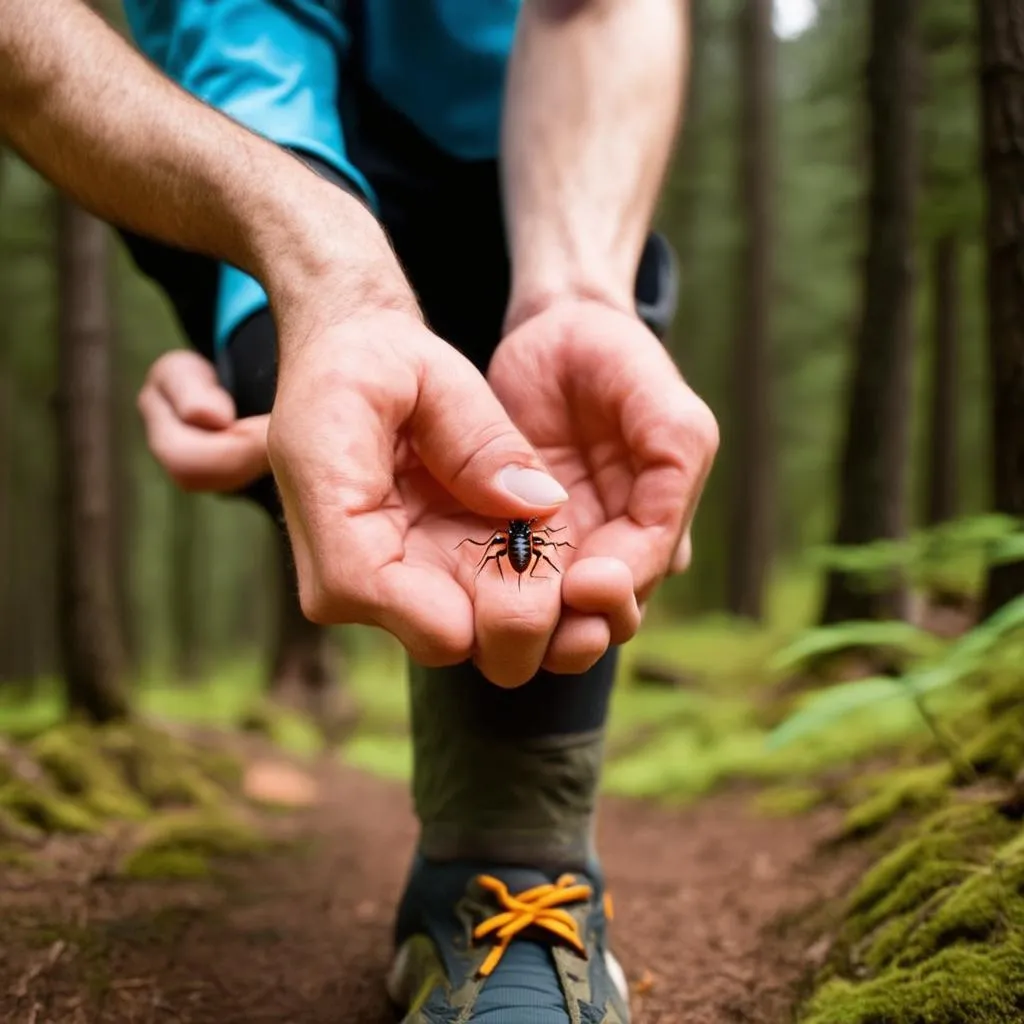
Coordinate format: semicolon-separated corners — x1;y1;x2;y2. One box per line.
456;518;576;590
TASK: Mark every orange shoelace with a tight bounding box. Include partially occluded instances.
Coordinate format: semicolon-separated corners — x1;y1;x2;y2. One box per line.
472;873;593;978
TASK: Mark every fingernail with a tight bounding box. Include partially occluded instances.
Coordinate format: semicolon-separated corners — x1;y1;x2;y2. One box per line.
498;465;568;506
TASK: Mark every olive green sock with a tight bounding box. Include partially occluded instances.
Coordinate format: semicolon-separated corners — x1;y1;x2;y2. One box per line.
409;661;609;870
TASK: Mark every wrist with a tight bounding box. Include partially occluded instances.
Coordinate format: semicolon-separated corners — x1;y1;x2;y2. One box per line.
247;168;420;350
504;277;635;336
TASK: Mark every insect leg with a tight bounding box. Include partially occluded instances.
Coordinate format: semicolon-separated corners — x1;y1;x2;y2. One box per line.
535;525;567;535
455;530;502;552
474;546;508;582
533;552;562;577
533;537;576;550
474;536;506;568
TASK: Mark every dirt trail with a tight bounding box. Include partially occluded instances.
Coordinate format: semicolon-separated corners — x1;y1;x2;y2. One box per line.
1;760;868;1024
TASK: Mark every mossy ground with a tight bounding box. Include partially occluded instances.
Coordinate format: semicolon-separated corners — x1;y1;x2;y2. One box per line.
795;662;1024;1024
800;802;1024;1024
119;809;267;879
0;719;272;880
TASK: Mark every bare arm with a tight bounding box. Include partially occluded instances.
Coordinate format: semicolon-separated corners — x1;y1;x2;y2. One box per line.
500;0;688;329
0;0;416;346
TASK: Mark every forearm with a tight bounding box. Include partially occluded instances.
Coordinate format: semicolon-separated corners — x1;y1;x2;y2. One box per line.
501;0;688;327
0;0;416;347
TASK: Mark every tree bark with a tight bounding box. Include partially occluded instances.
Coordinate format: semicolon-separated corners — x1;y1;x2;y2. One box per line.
665;0;707;363
979;0;1024;613
54;198;128;721
821;0;920;625
109;284;140;674
0;289;11;681
925;234;960;526
727;0;776;621
268;530;336;699
267;530;356;741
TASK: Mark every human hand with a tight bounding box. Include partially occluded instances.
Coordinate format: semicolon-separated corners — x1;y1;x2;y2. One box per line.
488;300;718;674
137;350;270;492
267;309;576;684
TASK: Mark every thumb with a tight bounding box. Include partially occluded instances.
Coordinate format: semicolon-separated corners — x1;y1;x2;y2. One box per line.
410;341;568;517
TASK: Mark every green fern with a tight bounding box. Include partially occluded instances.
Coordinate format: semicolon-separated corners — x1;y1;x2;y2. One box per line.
807;514;1024;595
769;620;941;675
767;593;1024;750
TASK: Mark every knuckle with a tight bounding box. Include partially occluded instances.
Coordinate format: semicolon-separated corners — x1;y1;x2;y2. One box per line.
415;642;467;669
688;398;721;458
493;605;555;639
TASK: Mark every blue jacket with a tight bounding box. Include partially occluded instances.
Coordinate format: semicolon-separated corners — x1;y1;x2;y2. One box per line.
122;0;521;347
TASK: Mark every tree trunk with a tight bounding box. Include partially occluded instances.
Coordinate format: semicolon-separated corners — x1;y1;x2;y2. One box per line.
0;292;11;681
979;0;1024;614
820;0;919;625
727;0;776;621
170;488;202;682
268;530;355;741
54;198;128;722
666;0;707;362
925;234;960;526
269;530;335;698
110;278;141;674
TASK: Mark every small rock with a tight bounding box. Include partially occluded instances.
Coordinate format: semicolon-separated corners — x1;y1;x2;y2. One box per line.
631;969;655;996
242;761;319;808
803;935;832;968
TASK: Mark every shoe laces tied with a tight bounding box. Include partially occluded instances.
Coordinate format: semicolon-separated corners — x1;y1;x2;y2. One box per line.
472;873;592;978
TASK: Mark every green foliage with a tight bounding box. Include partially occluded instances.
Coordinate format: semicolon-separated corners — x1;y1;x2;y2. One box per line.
769;591;1024;749
768;620;941;674
808;515;1024;596
751;784;826;817
841;763;952;838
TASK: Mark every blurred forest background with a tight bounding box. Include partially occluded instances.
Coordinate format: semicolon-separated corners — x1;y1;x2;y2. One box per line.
1;0;1022;784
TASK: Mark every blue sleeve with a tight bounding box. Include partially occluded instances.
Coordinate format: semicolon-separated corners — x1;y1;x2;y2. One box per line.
122;0;377;351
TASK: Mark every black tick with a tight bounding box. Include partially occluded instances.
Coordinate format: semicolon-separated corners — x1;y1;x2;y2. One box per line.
456;518;576;590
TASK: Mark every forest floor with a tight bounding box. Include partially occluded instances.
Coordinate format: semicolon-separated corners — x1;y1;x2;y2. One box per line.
0;739;872;1024
4;577;1023;1024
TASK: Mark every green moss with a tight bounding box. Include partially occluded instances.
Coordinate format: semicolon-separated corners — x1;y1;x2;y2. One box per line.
97;723;227;809
963;714;1024;780
802;941;1024;1024
842;763;952;839
239;697;323;755
118;809;265;878
120;847;211;880
803;798;1024;1024
846;804;1009;919
193;746;244;790
0;803;42;844
752;785;826;817
0;779;99;833
30;725;148;820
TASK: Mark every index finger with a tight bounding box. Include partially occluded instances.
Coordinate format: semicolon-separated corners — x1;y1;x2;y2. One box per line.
581;396;716;601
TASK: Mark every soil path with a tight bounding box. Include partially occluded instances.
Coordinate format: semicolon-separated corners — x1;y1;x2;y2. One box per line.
1;760;868;1024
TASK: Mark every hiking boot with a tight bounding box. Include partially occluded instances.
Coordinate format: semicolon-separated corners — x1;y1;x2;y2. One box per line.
386;856;630;1023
